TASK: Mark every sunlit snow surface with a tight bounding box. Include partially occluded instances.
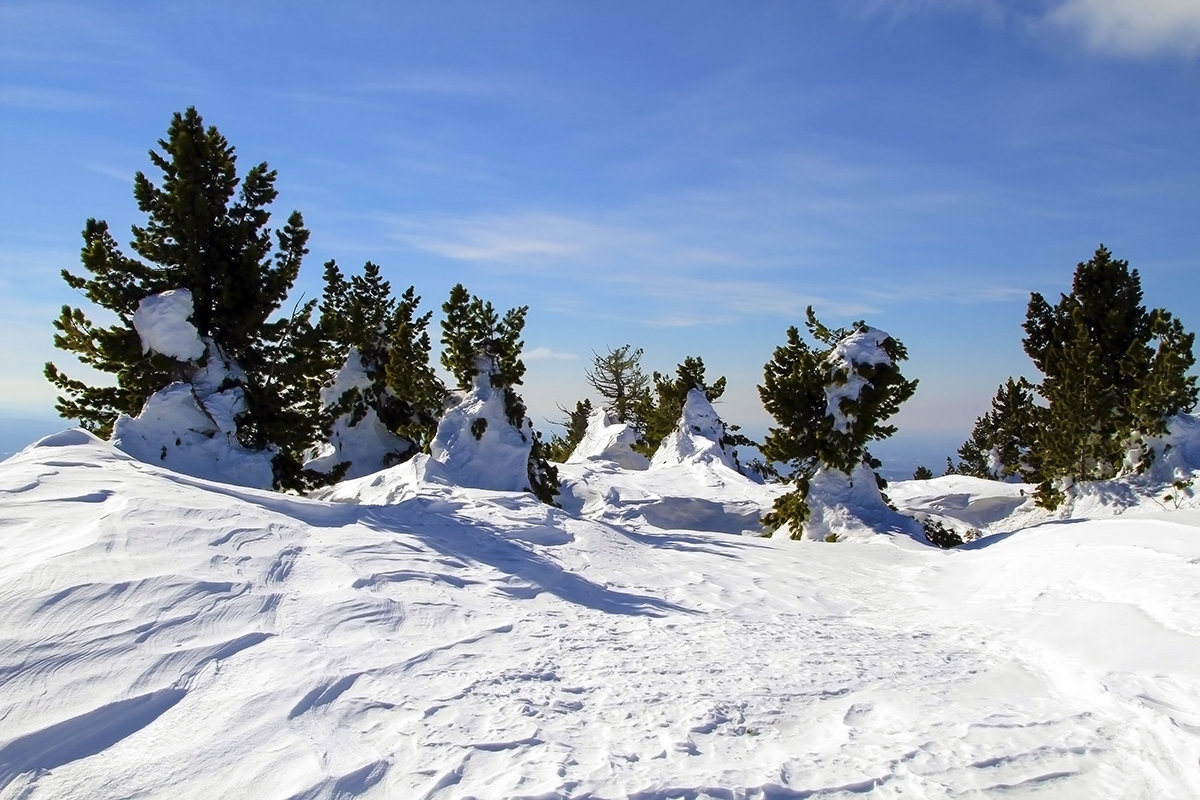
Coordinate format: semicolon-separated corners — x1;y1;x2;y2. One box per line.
2;429;1200;798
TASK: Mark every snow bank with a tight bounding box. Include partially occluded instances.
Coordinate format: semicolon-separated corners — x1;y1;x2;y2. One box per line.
651;388;741;472
567;407;649;470
131;289;205;362
791;462;925;544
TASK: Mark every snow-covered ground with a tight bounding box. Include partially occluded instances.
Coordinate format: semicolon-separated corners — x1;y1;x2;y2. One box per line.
2;424;1199;798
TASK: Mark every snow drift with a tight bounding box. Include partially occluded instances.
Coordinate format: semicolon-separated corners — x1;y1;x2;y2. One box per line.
3;418;1200;798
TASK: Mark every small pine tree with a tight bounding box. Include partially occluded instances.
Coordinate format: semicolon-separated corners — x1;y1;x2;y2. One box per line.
43;107;321;489
1023;246;1197;508
955;377;1041;481
585;344;650;427
758;307;917;538
912;465;934;480
311;260;445;477
544;399;594;462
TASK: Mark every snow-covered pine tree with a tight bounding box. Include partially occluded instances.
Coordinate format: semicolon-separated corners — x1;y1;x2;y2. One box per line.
43;107;322;489
1023;246;1197;508
635;356;729;455
955;377;1041;481
308;260;445;479
438;284;559;504
758;307;917;538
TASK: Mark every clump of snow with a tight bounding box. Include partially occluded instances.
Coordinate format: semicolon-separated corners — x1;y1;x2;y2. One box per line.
651;388;741;472
824;325;892;433
567;407;649;470
111;339;274;489
305;349;415;479
131;289;205;362
429;357;535;493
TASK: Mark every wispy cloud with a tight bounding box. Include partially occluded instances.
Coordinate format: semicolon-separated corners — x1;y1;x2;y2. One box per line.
1046;0;1200;58
0;86;102;110
525;347;578;362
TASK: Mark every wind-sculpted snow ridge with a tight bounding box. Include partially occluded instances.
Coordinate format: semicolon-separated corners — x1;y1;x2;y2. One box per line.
2;431;1200;798
567;406;649;470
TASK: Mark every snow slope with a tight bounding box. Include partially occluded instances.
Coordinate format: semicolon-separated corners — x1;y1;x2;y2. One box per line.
2;430;1199;798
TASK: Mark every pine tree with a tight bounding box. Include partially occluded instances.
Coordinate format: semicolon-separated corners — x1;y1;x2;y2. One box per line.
544;399;594;462
758;307;917;538
311;260;445;477
955;377;1041;481
44;107;321;489
1022;246;1197;508
439;284;558;504
912;465;934;480
585;345;650;427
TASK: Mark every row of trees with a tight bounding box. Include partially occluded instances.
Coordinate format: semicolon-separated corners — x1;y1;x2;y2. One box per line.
45;109;1196;536
952;246;1197;508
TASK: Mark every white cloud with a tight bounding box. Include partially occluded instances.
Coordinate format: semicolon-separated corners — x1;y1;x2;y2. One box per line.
1048;0;1200;57
524;347;578;362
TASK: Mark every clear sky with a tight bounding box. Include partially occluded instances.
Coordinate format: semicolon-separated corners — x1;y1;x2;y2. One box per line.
2;1;1198;463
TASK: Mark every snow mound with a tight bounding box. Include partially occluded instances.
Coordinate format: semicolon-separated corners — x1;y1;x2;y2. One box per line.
111;343;273;489
651;388;741;472
796;463;925;544
111;382;275;489
430;359;535;493
567;407;649;470
131;289;205;362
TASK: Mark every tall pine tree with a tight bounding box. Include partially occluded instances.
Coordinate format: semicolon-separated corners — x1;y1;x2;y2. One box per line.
44;107;321;489
1023;246;1196;508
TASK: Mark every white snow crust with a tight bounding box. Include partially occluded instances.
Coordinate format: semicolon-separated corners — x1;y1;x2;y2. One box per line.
131;289;205;362
3;416;1200;798
429;358;536;493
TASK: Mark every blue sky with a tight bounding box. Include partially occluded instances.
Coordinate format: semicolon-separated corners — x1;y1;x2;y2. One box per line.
2;1;1199;465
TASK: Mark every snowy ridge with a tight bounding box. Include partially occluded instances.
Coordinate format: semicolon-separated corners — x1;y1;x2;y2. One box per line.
1;425;1199;798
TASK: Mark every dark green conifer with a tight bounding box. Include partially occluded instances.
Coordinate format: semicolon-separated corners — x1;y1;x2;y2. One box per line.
635;356;729;455
758;307;917;538
545;399;594;462
44;107;320;489
1022;246;1196;508
955;377;1041;481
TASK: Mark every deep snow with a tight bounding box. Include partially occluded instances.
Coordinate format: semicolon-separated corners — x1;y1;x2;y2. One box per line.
1;421;1199;798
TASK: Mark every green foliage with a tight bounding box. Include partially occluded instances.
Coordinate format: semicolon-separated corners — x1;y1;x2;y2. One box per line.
758;307;917;538
585;345;650;427
912;465;934;481
544;399;594;462
955;377;1042;481
316;260;445;462
441;284;528;397
1022;245;1197;508
44;107;321;489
